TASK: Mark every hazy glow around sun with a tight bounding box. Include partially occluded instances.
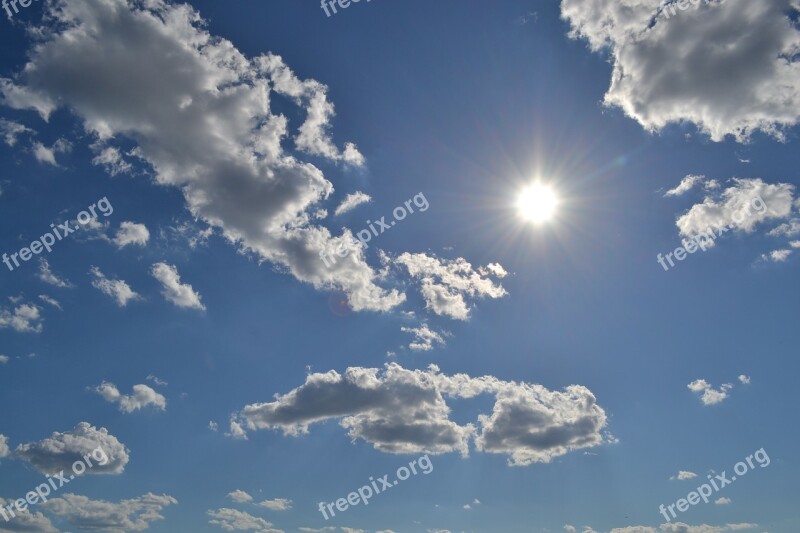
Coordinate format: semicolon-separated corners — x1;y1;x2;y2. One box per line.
517;182;559;224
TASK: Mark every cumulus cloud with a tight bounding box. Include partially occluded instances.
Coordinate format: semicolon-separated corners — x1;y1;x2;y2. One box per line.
0;497;58;532
0;0;401;312
32;138;70;166
38;258;73;288
150;262;206;310
665;175;716;197
401;324;448;351
227;490;253;504
207;508;283;533
394;253;508;320
114;221;150;248
0;302;43;333
91;144;132;176
90;266;141;306
15;422;129;475
609;523;758;533
257;499;292;511
334;191;372;216
0;118;32;146
561;0;800;142
44;492;177;532
0;434;9;458
738;375;751;385
670;470;697;480
235;363;610;466
762;249;792;262
687;379;733;406
675;178;795;241
715;497;731;505
92;382;167;413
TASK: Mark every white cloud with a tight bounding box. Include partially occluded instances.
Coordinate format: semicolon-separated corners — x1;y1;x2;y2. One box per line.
209;421;219;432
395;253;508;320
561;0;800;142
91;144;132;176
38;258;73;288
688;379;734;406
767;219;800;238
93;382;167;414
564;526;577;533
226;419;248;441
0;302;43;333
150;262;206;311
610;524;758;533
257;498;292;511
401;324;448;351
114;221;150;248
0;355;8;364
0;497;58;532
0;0;402;313
90;266;141;306
676;179;795;240
15;422;129;475
147;374;168;387
207;508;283;533
38;294;62;310
0;434;9;458
0;118;32;146
670;470;698;480
334;192;372;216
45;492;177;532
665;175;707;197
715;497;732;505
235;363;610;466
227;490;253;504
32;138;70;166
762;249;792;262
738;375;751;385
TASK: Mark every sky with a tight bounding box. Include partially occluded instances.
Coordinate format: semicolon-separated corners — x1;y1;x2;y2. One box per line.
0;1;798;532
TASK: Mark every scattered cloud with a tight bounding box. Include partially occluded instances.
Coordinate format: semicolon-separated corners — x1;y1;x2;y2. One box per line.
0;117;32;146
92;382;167;413
688;379;734;406
90;266;141;306
38;294;62;310
0;302;43;333
234;363;610;466
394;253;507;320
401;323;448;351
44;492;177;532
15;422;130;475
147;375;168;387
738;375;751;385
91;144;133;176
207;508;283;533
38;258;73;288
670;471;698;481
0;497;58;532
227;490;254;504
334;191;372;216
32;138;70;166
114;221;150;248
715;497;732;505
150;262;206;310
257;498;292;511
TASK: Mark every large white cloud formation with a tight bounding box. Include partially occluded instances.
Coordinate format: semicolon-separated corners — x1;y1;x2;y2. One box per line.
561;0;800;141
235;363;611;466
0;0;402;312
44;493;177;532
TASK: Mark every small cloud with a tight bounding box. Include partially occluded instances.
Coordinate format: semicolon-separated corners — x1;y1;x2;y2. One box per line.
0;355;8;364
0;302;44;333
114;221;150;248
90;266;141;306
146;374;168;387
0;118;32;146
150;262;206;311
762;249;792;262
738;375;751;385
208;421;219;432
715;497;732;505
670;470;698;480
38;294;62;310
664;175;706;197
334;191;372;216
258;498;292;511
226;419;247;441
688;379;734;406
32;138;71;166
400;323;448;352
227;490;253;504
38;258;73;288
92;381;166;413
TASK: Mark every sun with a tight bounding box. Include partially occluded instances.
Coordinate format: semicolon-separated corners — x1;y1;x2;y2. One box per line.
516;182;559;224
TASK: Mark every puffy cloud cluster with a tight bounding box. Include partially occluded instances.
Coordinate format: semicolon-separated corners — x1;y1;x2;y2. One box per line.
394;253;508;320
687;379;733;405
90;266;141;306
14;422;129;475
0;497;58;532
44;493;177;532
561;0;800;142
113;221;150;248
0;302;43;333
207;508;283;533
235;363;610;466
401;324;449;351
0;0;402;312
93;382;167;413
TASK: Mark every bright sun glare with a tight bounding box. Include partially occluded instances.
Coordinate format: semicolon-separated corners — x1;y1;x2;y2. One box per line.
517;182;559;224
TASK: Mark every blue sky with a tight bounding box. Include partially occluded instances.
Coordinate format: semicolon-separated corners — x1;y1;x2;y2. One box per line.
0;1;798;532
